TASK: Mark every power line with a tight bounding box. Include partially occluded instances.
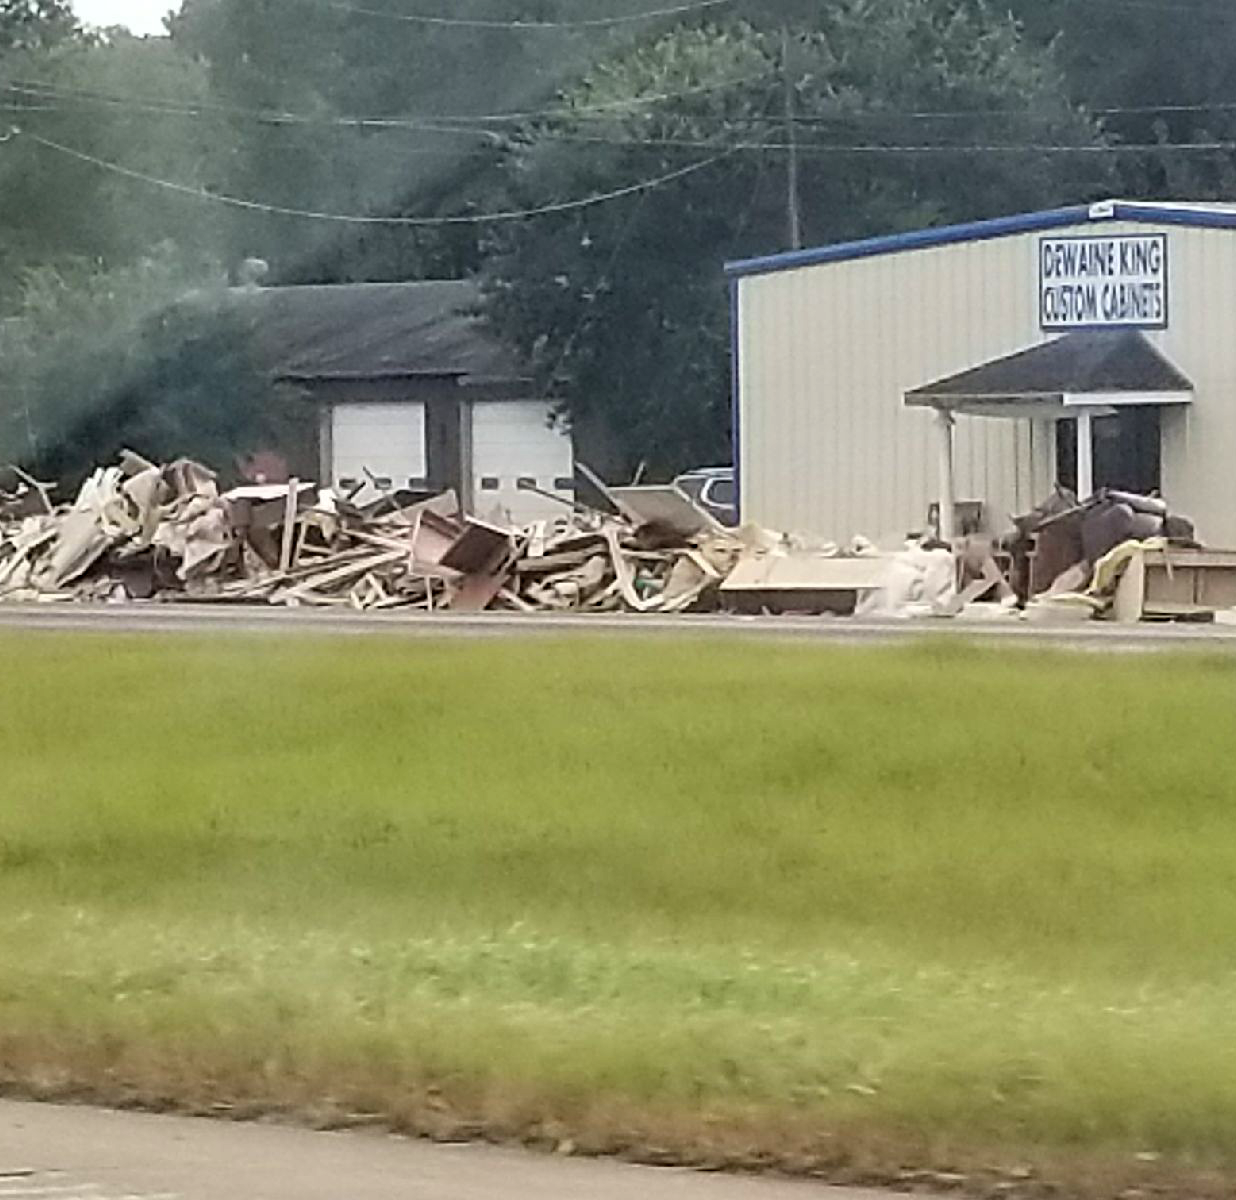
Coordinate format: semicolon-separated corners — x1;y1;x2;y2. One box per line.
546;132;1236;155
17;81;1236;159
2;105;499;156
18;98;1236;160
1080;0;1236;14
21;129;729;224
783;99;1236;125
289;0;732;29
5;83;505;143
22;75;1236;137
5;69;770;130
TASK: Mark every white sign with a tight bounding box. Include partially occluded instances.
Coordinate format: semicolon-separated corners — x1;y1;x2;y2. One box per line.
1039;233;1167;330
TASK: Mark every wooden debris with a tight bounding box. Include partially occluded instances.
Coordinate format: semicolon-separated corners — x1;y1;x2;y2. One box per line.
0;454;757;618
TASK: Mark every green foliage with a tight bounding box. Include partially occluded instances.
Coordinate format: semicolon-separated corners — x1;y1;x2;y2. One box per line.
0;250;288;481
166;0;640;283
1;0;1235;478
0;31;224;299
1010;0;1236;199
0;0;75;53
483;2;1109;474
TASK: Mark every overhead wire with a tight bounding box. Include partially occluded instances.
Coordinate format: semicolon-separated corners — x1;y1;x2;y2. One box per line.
496;129;1236;154
14;100;1236;165
20;129;731;224
19;75;1236;135
10;4;1236;232
5;69;773;130
13;81;1236;159
286;0;733;28
1075;0;1236;13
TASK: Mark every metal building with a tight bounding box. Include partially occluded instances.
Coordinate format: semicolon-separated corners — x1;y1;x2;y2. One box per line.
727;201;1236;545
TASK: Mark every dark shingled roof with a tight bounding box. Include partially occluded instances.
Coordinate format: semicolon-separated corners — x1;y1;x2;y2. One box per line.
906;330;1193;406
234;279;526;384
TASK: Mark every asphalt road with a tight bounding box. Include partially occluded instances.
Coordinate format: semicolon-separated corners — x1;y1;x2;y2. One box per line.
0;1101;893;1200
0;600;1234;650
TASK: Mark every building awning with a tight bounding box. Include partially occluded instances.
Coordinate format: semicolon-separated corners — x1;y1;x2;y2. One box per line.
905;330;1193;417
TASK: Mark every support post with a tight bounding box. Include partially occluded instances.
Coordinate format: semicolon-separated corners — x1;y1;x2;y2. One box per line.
1075;407;1095;499
935;407;956;542
781;26;802;251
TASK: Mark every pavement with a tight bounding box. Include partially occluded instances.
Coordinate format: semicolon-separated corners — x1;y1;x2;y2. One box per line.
0;1101;895;1200
0;600;1234;650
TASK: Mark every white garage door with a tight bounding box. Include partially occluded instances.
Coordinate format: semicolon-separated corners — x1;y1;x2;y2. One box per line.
471;400;574;527
331;402;426;503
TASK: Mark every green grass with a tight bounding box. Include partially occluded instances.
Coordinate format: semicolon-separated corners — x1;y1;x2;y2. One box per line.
3;632;1236;1182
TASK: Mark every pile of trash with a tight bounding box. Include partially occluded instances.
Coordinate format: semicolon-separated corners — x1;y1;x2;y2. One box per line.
1004;486;1221;623
0;454;758;614
6;455;1221;624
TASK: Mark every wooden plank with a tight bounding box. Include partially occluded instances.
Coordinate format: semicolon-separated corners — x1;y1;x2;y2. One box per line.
512;547;601;576
279;477;300;574
1143;550;1236;569
289;549;405;596
349;529;417;553
1141;600;1215;617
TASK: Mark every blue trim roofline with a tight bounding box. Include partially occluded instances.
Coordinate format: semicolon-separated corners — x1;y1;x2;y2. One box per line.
723;200;1236;279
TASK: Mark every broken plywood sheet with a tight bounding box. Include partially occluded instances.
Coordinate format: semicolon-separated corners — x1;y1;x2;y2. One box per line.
721;551;891;616
721;553;891;594
608;484;726;540
440;517;513;574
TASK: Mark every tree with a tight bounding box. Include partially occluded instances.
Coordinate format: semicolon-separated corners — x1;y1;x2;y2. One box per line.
481;1;1112;476
0;0;75;54
166;0;752;284
1008;0;1236;200
0;20;232;311
0;32;227;291
167;0;619;283
0;249;295;482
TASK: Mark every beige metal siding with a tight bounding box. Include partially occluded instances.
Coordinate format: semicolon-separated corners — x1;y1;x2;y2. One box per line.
1150;225;1236;544
738;218;1236;545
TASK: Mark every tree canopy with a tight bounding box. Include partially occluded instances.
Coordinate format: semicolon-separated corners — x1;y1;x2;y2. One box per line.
1;0;1235;476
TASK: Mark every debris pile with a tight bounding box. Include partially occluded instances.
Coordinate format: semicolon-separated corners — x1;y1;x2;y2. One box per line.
0;454;750;613
1002;486;1223;622
4;456;1229;625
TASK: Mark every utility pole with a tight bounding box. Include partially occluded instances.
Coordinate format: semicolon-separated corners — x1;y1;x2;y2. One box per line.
781;25;803;251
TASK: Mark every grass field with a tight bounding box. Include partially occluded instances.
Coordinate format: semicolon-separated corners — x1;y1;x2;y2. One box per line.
2;631;1236;1191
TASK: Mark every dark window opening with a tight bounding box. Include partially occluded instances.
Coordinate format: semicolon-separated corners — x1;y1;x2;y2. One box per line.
1056;407;1161;495
480;477;500;491
516;477;537;490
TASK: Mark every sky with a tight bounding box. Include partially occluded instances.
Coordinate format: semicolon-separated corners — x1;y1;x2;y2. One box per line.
73;0;170;35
